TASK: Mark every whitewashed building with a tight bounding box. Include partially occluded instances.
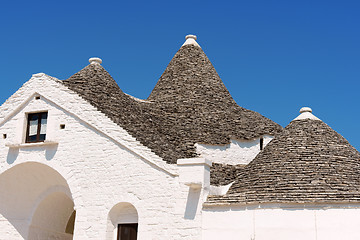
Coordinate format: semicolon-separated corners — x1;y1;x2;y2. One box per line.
1;35;360;240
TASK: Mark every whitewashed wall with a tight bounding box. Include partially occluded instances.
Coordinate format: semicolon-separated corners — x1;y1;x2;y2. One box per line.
203;204;360;240
196;136;273;165
0;74;208;240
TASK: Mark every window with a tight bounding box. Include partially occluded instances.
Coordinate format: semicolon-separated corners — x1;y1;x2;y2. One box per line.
260;137;264;150
26;112;48;143
117;224;138;240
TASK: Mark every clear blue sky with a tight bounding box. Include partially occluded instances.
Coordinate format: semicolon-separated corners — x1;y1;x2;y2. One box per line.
1;1;359;150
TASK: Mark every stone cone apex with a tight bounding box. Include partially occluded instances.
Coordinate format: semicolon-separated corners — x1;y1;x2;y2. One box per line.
293;107;321;121
182;34;201;48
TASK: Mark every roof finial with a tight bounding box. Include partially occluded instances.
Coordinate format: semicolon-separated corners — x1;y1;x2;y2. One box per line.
186;34;197;41
293;106;320;121
182;34;201;48
89;57;102;65
299;107;312;113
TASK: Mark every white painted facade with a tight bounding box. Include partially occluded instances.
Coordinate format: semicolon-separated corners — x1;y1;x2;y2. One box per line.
203;204;360;240
1;73;360;240
196;136;273;165
0;74;210;239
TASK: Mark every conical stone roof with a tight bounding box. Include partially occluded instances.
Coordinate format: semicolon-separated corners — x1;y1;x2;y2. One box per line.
62;61;177;163
61;36;282;165
62;61;145;128
148;36;282;141
207;108;360;204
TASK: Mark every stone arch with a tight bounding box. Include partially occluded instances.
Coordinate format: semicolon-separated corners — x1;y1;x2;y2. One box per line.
107;202;139;240
0;162;75;239
28;192;75;239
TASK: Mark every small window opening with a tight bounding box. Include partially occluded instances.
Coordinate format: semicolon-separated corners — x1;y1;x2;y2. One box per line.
35;96;40;100
60;124;66;129
117;223;138;240
26;112;48;143
260;137;264;150
3;134;7;139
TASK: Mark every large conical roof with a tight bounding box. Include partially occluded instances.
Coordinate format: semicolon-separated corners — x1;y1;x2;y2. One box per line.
148;35;282;141
207;108;360;204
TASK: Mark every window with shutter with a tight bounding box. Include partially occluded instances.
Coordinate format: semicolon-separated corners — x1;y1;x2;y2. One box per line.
26;112;48;143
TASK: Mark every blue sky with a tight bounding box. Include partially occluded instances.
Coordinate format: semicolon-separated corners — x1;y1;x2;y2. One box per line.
1;1;359;150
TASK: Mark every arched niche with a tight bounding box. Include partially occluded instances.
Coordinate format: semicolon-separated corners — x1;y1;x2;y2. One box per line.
28;192;75;239
107;202;139;240
0;162;74;239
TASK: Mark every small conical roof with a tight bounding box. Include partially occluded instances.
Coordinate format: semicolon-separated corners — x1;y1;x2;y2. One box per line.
62;59;178;163
208;108;360;204
63;58;139;115
64;59;127;103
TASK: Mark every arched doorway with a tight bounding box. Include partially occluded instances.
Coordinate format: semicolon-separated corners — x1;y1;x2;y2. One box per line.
0;162;75;239
107;202;139;240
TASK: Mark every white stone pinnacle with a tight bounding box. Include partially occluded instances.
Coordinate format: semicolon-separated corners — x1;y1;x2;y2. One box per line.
89;57;102;65
182;34;201;48
293;106;321;121
186;34;197;40
299;107;312;113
